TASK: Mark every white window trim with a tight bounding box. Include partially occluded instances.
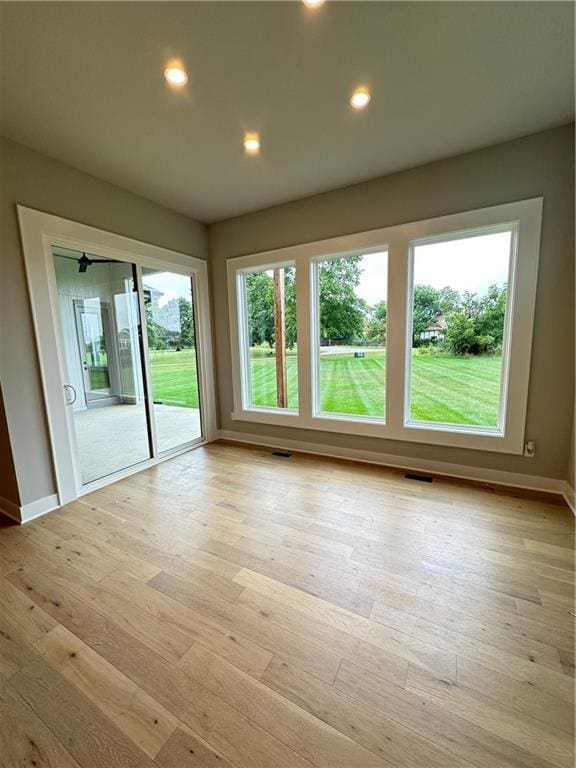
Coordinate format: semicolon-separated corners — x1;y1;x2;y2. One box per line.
18;206;217;506
234;258;298;416
403;221;518;438
310;245;389;423
227;198;542;454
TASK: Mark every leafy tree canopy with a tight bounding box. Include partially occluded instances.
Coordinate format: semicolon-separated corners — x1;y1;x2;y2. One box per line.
243;260;507;358
365;300;387;344
145;296;195;350
319;256;365;342
413;282;507;355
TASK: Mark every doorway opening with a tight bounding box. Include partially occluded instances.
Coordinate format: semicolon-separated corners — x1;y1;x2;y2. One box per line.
52;247;203;486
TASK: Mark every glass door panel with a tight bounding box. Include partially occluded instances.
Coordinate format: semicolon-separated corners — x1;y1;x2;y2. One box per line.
142;268;202;452
75;300;114;402
53;247;151;484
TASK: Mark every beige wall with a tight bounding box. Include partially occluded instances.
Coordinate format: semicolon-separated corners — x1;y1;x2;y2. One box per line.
209;124;575;482
0;137;208;507
0;385;19;507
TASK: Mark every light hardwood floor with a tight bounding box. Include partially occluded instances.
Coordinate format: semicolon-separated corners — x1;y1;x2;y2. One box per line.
0;441;574;768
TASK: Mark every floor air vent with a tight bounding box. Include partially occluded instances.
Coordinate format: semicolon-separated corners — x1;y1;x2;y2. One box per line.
404;472;433;483
272;450;292;458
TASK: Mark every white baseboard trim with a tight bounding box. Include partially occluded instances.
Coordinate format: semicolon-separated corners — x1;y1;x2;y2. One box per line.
562;481;575;515
219;429;569;502
2;493;61;525
21;493;61;523
0;495;22;523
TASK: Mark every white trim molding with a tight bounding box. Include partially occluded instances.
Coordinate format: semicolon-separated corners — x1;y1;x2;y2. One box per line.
17;205;217;507
563;482;576;515
21;494;61;524
219;429;570;505
227;198;543;456
0;494;60;524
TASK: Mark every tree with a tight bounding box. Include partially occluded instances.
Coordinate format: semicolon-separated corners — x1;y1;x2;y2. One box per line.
246;259;366;349
319;256;365;342
412;285;442;338
246;271;275;347
147;297;195;349
445;311;477;355
284;267;297;349
460;291;481;319
365;300;387;344
476;283;507;348
437;286;460;315
176;297;195;347
443;284;507;355
144;302;161;349
245;269;298;350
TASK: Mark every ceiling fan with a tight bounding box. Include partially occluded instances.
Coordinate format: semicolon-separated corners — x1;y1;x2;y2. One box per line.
56;252;120;273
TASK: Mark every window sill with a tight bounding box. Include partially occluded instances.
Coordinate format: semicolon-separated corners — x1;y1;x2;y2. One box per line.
231;409;523;454
404;419;504;438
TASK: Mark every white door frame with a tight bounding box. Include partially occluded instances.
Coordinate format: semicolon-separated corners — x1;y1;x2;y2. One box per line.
73;299;120;406
17;205;217;506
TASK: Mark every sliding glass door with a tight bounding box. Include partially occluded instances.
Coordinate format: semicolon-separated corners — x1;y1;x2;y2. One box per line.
142;268;202;453
52;247;203;487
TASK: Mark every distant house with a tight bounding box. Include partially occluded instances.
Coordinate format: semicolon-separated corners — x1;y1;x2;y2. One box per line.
419;313;447;341
142;283;163;309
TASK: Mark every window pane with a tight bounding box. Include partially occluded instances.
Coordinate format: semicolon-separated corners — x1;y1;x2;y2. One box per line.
244;265;298;409
142;269;202;452
408;229;512;429
52;248;151;485
317;250;388;419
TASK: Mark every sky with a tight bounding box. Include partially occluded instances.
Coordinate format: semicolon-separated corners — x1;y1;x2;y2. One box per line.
143;230;511;311
355;231;511;305
142;271;193;307
356;251;388;305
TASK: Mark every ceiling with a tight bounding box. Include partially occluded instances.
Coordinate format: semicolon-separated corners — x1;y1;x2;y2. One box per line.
1;2;573;223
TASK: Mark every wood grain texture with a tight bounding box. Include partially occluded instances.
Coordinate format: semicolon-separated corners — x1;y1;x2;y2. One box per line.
0;677;81;768
0;442;574;768
36;625;179;758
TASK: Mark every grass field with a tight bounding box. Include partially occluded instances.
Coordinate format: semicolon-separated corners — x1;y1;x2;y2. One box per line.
148;347;503;427
149;349;201;408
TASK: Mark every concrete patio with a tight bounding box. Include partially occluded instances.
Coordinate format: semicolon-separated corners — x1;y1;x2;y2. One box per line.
74;403;201;484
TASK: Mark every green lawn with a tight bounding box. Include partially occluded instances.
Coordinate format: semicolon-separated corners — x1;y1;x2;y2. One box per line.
249;347;502;427
408;354;502;426
147;347;503;427
148;349;200;408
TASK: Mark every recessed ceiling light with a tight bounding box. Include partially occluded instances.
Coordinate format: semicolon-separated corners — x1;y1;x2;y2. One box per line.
164;65;188;87
244;132;261;155
350;86;371;110
302;0;326;7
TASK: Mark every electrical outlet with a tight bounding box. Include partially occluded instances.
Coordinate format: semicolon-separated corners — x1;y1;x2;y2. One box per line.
524;440;535;457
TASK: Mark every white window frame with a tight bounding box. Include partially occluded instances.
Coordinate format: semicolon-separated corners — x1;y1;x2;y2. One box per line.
235;259;298;415
404;222;518;438
311;245;390;425
228;198;542;455
18;206;217;506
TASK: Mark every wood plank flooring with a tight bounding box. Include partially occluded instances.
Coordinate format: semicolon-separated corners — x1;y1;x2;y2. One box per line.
0;441;574;768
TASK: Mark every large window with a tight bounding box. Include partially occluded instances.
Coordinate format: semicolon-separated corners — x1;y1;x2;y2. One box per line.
240;265;298;410
314;250;388;420
407;228;513;432
228;199;542;454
